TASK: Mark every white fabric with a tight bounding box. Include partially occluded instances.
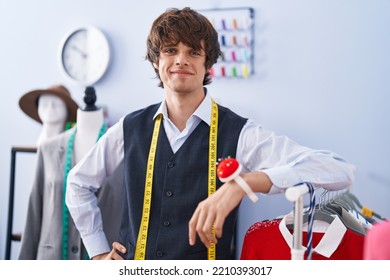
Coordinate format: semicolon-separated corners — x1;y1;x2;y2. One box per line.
74;108;105;163
279;214;347;258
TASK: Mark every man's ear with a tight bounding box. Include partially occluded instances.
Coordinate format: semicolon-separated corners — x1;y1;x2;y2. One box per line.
153;62;158;69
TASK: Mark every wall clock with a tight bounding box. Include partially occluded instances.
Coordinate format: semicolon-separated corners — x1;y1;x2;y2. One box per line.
59;26;110;86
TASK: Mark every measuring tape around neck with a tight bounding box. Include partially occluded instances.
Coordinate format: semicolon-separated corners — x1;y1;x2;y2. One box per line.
134;114;162;260
207;100;218;260
134;100;218;260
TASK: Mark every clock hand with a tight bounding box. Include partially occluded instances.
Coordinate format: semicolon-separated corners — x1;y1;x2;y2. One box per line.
71;45;87;58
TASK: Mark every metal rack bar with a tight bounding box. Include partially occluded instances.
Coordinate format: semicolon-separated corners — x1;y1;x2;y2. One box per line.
285;184;309;260
5;146;37;260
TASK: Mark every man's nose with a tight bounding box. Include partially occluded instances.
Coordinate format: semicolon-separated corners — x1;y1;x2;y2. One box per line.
175;52;189;65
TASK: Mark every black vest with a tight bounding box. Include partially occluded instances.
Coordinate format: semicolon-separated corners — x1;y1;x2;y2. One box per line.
121;103;247;259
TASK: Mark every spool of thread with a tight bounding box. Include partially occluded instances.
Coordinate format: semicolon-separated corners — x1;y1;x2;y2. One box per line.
209;67;215;77
221;35;226;46
232;35;237;46
242;64;249;78
231;51;236;61
221;19;226;30
232;66;237;77
241;49;249;62
233;19;238;29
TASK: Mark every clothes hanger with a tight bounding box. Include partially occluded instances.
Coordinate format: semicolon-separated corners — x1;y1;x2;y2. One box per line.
336;192;366;221
328;193;367;235
296;190;335;227
331;192;375;226
301;190;367;236
342;192;385;221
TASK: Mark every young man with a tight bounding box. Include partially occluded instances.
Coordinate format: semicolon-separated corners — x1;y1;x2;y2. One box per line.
66;7;355;260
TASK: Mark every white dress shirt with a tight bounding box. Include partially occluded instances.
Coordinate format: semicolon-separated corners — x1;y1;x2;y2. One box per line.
66;93;355;257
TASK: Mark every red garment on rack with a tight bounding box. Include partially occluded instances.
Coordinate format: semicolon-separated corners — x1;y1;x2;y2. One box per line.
240;219;364;260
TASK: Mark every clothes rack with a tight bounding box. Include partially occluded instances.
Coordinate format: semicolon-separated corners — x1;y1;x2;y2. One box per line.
285;184;313;260
241;187;369;260
5;146;37;259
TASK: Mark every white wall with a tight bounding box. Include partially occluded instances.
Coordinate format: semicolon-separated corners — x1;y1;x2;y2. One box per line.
1;0;389;259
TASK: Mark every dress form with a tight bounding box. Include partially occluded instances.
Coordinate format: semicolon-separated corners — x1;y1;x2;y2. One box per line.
19;90;121;259
37;122;66;146
73;87;105;163
37;94;68;146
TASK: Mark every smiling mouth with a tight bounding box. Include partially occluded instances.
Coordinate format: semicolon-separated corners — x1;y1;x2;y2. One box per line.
171;70;193;75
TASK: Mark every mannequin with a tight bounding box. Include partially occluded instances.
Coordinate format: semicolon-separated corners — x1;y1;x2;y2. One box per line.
18;84;79;146
37;94;68;146
19;86;122;260
73;86;105;163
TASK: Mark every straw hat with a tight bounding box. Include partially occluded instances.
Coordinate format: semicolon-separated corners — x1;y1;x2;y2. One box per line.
19;84;79;123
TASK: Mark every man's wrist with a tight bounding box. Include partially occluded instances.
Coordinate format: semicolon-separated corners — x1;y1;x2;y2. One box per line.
92;252;109;260
234;175;258;202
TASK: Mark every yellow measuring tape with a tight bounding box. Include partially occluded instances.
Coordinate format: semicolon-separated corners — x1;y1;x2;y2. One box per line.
134;114;162;260
134;100;218;260
208;100;218;260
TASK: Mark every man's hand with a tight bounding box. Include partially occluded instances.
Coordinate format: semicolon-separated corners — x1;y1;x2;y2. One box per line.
92;242;127;260
188;171;271;248
188;180;246;248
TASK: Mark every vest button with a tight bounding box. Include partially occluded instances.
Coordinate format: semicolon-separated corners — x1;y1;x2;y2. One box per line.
156;250;164;257
165;190;173;197
163;221;171;227
71;245;79;254
167;162;175;168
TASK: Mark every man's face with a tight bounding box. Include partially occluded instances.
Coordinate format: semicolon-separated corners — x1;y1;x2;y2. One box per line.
155;41;206;94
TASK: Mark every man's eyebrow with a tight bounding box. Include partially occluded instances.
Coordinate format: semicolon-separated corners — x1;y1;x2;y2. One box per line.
161;44;177;49
161;43;203;51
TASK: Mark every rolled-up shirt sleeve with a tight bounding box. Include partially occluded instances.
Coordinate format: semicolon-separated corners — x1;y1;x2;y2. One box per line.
236;119;355;194
66;118;124;258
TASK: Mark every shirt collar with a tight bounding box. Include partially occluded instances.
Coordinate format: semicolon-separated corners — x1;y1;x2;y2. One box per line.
279;214;347;258
153;88;213;126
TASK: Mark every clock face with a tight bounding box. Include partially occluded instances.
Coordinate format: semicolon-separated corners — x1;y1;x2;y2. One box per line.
59;26;110;86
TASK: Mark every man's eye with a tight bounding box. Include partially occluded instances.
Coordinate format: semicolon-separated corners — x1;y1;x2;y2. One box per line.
164;48;176;54
190;51;202;56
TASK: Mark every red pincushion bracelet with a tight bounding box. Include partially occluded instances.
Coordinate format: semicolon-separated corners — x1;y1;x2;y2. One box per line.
217;157;258;203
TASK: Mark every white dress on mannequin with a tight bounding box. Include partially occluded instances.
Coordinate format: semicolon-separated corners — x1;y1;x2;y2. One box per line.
37;94;68;146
